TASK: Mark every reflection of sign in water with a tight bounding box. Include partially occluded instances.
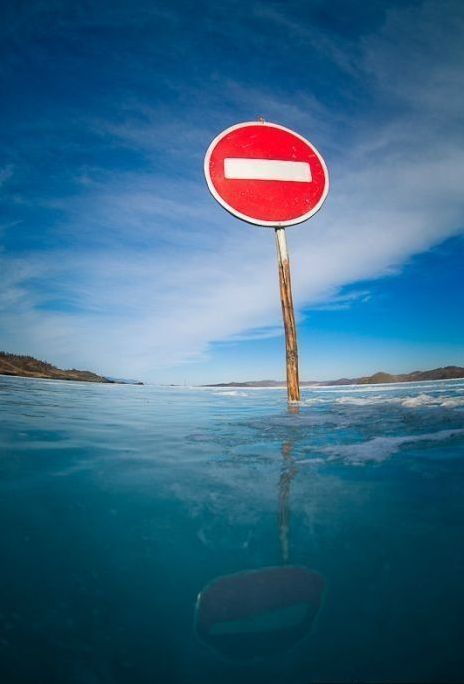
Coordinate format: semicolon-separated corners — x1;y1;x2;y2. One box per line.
195;565;324;659
195;439;325;659
279;441;298;563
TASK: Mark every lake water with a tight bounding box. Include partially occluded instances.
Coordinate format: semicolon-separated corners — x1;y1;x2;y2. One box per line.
1;375;464;683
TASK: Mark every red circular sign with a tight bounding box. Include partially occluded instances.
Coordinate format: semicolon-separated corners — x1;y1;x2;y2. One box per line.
204;121;329;227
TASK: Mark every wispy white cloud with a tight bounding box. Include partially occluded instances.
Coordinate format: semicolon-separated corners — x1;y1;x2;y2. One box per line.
1;0;463;381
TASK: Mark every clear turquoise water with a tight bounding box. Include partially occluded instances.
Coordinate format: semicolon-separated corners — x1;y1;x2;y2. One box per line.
1;375;464;683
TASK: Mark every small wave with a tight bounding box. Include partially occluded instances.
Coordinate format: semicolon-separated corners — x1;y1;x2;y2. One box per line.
304;378;464;394
398;393;464;408
302;394;464;408
214;390;249;397
300;428;464;465
332;394;429;407
334;395;389;406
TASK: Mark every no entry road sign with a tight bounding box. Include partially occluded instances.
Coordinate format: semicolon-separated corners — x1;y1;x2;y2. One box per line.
204;120;329;403
204;121;329;227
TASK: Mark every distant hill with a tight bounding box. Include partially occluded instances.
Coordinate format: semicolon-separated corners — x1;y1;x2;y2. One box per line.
325;366;464;386
0;352;134;384
208;380;284;388
204;366;464;388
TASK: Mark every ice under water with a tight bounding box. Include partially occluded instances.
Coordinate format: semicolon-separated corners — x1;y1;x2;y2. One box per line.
1;375;464;683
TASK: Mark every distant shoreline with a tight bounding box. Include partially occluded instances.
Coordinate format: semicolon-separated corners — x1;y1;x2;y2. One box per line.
2;352;462;389
202;366;464;388
0;373;113;385
0;352;143;385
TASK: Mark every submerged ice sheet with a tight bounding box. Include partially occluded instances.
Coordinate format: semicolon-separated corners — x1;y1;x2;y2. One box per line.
0;376;464;683
300;428;464;465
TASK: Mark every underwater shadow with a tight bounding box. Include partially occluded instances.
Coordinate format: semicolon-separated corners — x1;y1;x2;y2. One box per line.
194;420;325;660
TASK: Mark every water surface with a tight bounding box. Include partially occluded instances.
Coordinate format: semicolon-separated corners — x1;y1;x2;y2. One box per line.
1;376;464;682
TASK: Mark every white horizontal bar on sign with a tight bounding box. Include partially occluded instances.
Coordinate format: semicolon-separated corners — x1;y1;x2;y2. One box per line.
224;158;312;182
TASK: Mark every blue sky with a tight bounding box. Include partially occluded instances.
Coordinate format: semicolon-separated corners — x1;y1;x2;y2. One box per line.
0;0;463;383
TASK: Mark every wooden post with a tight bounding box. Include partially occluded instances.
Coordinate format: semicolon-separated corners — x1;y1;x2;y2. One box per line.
275;227;300;403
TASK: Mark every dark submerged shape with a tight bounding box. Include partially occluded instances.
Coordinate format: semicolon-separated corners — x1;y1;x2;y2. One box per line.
195;565;324;659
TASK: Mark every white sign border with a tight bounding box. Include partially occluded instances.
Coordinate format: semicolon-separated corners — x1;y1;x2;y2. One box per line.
204;121;329;228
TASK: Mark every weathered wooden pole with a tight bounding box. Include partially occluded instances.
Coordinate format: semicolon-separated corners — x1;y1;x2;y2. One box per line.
275;227;300;403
